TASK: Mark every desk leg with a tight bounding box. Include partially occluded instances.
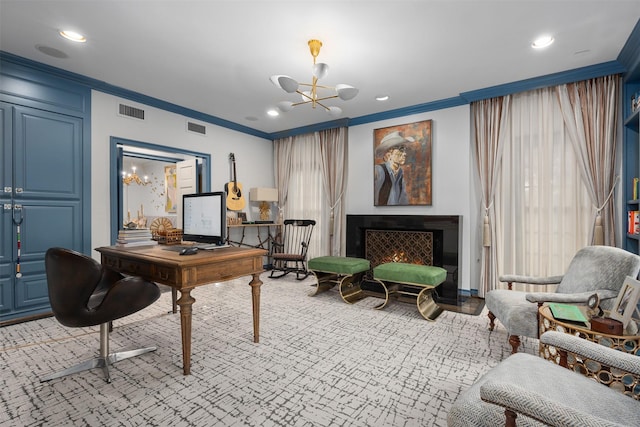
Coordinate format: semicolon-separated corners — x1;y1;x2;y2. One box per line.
176;288;195;375
249;273;262;343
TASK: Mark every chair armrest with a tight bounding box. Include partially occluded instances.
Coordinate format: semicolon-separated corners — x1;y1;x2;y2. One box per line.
525;290;619;304
480;381;625;427
541;331;640;375
498;274;563;285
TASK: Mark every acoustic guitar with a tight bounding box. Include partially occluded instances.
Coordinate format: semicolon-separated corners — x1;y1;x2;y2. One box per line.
225;153;246;211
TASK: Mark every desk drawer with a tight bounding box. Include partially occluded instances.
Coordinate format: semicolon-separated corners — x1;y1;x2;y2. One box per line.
152;265;178;283
195;257;261;283
102;255;153;277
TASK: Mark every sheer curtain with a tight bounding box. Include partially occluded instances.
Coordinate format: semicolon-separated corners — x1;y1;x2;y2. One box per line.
273;133;328;259
494;86;592;292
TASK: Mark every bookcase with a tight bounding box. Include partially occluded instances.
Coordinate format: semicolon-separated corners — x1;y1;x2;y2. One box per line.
623;43;640;255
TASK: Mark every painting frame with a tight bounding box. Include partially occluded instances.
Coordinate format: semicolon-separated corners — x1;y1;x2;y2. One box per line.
164;165;177;213
373;119;432;206
608;276;640;328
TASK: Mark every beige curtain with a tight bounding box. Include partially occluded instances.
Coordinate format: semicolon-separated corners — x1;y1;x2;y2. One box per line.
472;96;511;297
273;131;332;259
318;127;348;256
273;136;293;223
556;75;621;246
495;87;592;293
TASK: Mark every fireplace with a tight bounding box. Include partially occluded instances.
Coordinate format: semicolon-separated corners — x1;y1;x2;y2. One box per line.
346;215;460;304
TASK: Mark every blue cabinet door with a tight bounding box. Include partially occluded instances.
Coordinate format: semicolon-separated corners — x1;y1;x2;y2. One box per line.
0;103;12;315
0;104;84;323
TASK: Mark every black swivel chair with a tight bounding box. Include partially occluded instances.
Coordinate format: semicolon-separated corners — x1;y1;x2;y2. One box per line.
270;219;316;280
40;247;161;383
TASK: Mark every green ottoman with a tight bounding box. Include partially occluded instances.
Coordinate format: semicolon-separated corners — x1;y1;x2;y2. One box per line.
307;256;370;303
372;262;447;321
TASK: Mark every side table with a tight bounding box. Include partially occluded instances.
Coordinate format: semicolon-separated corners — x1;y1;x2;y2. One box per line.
538;305;640;396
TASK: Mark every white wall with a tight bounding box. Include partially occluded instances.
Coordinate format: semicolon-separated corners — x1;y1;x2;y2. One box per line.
91;92;482;291
346;105;480;292
91;91;274;257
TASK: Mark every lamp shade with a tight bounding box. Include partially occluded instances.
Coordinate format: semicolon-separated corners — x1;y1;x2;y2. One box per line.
249;187;278;202
312;63;329;79
336;84;359;100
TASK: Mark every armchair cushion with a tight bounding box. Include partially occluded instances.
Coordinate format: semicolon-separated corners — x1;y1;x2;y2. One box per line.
485;290;539;338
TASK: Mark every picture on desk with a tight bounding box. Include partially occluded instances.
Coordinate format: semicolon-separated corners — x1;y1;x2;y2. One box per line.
609;276;640;328
237;212;247;223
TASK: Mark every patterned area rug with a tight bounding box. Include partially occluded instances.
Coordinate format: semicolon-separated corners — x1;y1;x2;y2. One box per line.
0;275;536;426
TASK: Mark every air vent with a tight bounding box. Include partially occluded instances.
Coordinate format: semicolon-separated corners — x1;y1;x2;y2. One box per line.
118;103;145;120
187;121;206;135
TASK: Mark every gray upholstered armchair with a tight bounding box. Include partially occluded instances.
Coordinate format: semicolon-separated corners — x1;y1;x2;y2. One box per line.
448;331;640;426
486;246;640;353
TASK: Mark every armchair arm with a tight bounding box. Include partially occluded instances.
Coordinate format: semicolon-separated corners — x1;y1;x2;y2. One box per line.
525;290;619;304
498;274;563;285
480;381;625;427
540;331;640;375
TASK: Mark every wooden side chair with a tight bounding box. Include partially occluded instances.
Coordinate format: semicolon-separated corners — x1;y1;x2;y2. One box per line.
270;219;316;280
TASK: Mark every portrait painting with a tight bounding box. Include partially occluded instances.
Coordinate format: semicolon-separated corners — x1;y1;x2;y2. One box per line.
164;165;177;213
373;119;432;206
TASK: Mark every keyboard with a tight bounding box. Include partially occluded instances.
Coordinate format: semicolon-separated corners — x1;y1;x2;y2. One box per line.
197;244;230;250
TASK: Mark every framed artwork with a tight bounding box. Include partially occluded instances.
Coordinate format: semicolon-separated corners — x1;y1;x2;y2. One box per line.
373;119;432;206
609;276;640;328
237;212;247;222
164;166;177;213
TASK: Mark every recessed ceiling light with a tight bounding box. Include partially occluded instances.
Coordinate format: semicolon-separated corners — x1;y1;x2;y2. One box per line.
267;109;279;117
375;95;389;101
59;30;87;43
532;35;554;49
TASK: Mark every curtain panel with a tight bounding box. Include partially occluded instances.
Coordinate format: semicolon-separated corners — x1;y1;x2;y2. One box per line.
473;78;617;293
556;74;621;247
273;127;349;258
471;95;511;297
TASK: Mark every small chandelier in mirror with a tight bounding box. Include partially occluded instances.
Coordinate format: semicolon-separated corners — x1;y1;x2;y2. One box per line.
122;166;149;186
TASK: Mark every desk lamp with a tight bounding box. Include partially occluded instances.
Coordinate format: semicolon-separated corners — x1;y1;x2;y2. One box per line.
249;188;278;222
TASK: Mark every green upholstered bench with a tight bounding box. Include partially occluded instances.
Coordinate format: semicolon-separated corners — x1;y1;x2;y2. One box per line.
372;262;447;321
307;256;370;302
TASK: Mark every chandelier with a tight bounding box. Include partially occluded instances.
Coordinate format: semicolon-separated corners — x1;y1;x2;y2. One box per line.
122;166;149;186
270;39;358;117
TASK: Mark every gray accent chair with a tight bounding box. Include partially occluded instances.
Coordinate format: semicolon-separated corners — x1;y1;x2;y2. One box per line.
486;246;640;353
448;331;640;426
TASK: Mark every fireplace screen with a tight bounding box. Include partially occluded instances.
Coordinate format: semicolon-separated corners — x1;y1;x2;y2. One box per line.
365;229;434;269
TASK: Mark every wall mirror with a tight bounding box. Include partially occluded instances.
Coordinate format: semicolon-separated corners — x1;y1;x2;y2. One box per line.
110;137;211;244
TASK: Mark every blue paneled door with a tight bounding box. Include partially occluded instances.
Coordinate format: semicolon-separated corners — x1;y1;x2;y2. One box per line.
0;103;84;321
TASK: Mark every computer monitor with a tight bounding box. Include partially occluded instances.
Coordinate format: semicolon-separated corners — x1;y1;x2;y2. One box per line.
182;192;226;246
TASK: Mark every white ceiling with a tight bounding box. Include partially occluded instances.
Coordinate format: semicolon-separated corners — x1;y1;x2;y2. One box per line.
1;1;639;136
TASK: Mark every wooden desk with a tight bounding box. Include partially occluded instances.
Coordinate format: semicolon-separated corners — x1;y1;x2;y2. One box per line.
96;245;267;375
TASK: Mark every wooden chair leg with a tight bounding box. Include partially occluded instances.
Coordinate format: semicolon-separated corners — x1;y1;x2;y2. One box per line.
488;311;496;331
505;409;517;427
508;334;521;354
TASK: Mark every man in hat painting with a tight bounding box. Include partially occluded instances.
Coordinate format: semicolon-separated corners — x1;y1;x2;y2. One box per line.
374;130;415;205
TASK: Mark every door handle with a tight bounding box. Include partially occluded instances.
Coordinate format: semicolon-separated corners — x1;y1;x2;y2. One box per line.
12;204;23;226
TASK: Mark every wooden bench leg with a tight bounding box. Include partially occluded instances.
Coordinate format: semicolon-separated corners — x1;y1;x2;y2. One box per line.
417;287;443;321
